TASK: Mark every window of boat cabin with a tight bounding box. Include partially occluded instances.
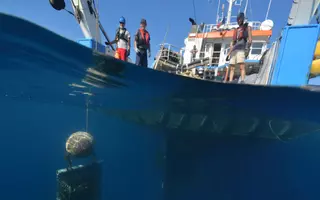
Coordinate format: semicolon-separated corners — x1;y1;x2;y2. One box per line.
204;43;212;58
251;42;264;55
199;44;206;58
212;43;222;64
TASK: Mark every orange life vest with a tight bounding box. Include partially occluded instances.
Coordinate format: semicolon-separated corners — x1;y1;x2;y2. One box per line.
136;29;150;49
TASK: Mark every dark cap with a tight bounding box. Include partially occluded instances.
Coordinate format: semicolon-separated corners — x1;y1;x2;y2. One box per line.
140;18;147;25
237;12;245;20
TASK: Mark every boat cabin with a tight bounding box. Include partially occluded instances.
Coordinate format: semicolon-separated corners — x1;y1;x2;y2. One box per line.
153;19;273;82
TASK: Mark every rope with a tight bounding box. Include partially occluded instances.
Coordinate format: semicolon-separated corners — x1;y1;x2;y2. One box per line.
64;8;74;16
92;0;114;51
94;0;99;51
268;120;320;143
85;93;90;132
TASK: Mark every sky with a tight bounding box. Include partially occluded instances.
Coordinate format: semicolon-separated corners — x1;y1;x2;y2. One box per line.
1;0;319;84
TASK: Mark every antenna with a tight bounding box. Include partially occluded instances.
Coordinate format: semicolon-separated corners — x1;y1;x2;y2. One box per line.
221;4;225;20
226;0;234;26
192;0;197;23
244;0;249;18
265;0;272;20
216;0;221;25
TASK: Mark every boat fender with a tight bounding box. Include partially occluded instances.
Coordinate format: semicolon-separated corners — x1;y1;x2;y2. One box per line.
49;0;66;11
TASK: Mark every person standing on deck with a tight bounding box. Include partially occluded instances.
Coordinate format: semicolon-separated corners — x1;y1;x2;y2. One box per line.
134;19;151;67
228;12;252;83
105;16;131;61
190;45;198;62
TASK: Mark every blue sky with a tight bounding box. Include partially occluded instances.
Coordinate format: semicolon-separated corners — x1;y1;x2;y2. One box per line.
1;0;319;84
1;0;293;47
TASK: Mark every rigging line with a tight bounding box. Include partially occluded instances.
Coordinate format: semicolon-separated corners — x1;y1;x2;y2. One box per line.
92;0;98;17
72;0;78;10
216;0;221;25
85;91;90;132
249;0;253;20
192;0;197;23
64;8;74;16
154;26;170;70
70;0;76;10
92;0;114;51
244;0;249;18
94;0;99;51
265;0;272;20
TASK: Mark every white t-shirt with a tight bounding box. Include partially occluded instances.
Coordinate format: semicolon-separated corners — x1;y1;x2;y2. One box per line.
117;29;130;50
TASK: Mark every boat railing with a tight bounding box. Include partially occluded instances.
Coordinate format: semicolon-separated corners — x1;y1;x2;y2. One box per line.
223;45;264;61
197;50;220;66
222;46;232;63
223;47;231;59
190;21;262;34
156;43;182;64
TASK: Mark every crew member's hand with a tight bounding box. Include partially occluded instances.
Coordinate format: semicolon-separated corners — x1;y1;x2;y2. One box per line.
105;42;111;46
135;48;140;53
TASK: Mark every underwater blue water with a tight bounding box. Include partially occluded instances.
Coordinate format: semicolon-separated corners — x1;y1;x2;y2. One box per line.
0;96;165;200
2;13;320;200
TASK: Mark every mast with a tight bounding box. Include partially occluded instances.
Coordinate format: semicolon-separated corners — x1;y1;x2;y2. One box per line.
70;0;101;43
192;0;197;23
49;0;116;51
226;0;234;26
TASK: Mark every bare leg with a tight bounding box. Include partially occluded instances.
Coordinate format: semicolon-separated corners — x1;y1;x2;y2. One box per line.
224;67;229;83
229;66;235;82
239;63;246;81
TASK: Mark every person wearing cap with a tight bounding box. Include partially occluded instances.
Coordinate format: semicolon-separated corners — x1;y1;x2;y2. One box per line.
134;18;151;67
227;12;252;83
105;16;131;61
